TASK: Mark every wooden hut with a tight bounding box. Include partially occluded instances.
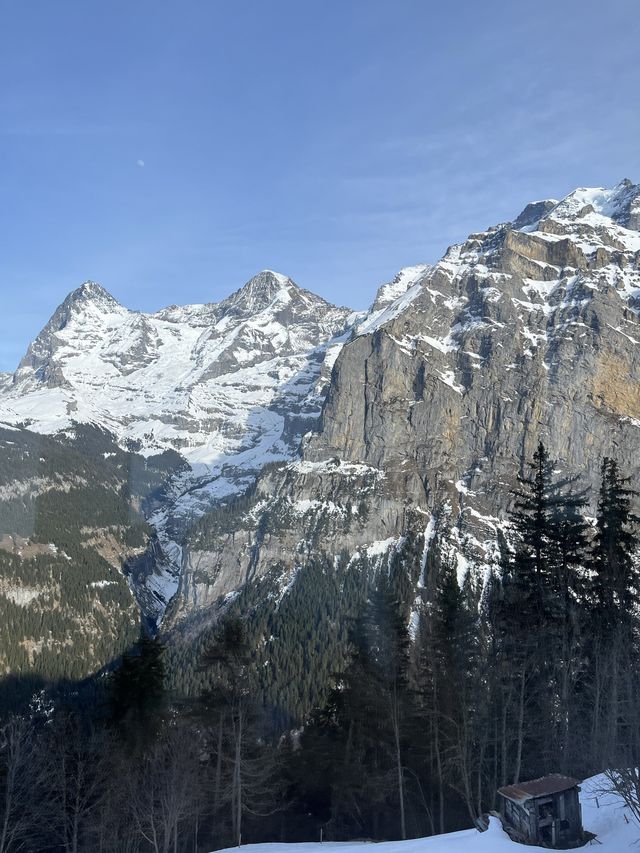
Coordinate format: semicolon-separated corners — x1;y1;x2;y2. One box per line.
497;774;583;848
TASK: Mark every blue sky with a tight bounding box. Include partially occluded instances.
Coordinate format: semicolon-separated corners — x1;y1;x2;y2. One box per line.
1;0;639;371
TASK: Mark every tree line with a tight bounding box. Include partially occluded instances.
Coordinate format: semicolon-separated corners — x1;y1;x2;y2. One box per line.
0;443;638;851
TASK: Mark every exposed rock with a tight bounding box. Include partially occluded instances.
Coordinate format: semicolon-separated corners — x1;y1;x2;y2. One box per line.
166;179;640;630
512;199;557;230
4;181;640;635
0;271;359;621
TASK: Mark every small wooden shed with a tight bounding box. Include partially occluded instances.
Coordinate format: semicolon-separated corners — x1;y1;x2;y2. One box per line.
497;774;583;848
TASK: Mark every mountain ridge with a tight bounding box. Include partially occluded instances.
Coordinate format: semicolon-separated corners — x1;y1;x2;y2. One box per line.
2;179;639;631
1;268;364;620
161;177;640;635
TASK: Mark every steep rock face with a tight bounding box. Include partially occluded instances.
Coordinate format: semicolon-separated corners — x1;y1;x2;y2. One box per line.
169;179;640;625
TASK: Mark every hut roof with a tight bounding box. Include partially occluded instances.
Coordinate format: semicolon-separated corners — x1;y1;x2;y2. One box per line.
498;774;580;805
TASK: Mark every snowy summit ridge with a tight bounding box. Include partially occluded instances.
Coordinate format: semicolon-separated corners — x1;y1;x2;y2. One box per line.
161;178;640;626
4;179;640;622
0;269;362;619
4;270;354;461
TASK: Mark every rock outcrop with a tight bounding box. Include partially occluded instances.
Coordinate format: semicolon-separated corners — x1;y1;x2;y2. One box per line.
4;181;640;633
167;180;640;627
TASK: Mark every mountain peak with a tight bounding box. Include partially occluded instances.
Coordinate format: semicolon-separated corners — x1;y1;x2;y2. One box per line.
512;179;640;235
547;179;638;226
13;281;126;380
221;270;298;316
66;281;120;307
47;280;123;329
512;199;558;230
242;269;293;296
260;269;290;286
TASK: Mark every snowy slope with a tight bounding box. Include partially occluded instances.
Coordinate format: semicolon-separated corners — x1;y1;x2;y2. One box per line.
5;179;640;623
355;264;431;336
3;272;355;466
0;271;360;619
213;823;511;853
212;773;639;852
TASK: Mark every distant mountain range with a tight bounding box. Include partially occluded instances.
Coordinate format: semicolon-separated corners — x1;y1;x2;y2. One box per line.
1;179;640;712
0;264;429;621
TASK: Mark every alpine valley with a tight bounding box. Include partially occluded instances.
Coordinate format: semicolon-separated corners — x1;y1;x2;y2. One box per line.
2;178;640;718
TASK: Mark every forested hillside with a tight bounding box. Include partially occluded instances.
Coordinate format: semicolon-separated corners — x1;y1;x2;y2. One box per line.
0;424;185;709
0;443;638;851
1;180;640;850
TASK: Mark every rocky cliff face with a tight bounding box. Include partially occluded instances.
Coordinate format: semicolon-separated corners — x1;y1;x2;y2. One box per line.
4;181;640;636
168;179;640;627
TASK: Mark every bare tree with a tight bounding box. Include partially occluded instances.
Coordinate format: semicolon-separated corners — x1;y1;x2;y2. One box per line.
200;618;281;847
0;716;38;853
38;715;115;853
126;722;203;853
596;770;640;828
91;752;142;853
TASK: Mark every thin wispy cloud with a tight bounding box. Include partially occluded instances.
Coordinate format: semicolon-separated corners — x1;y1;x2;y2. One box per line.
1;1;639;370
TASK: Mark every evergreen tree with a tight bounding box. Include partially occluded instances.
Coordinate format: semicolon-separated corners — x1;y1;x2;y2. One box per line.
586;458;640;767
109;634;165;751
489;441;587;781
432;558;482;822
510;441;563;611
368;567;413;840
413;547;484;834
199;617;280;848
591;458;639;624
548;490;590;771
301;563;416;841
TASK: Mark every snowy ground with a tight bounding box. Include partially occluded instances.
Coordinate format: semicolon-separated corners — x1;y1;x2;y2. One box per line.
215;774;638;852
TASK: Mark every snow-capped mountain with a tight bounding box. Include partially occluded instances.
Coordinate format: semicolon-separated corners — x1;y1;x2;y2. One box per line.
4;271;355;467
0;270;362;618
168;179;640;626
4;179;640;630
